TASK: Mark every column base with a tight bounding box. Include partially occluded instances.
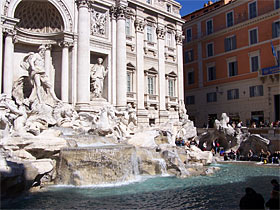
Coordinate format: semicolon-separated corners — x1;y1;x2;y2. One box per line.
159;110;169;125
75;98;111;113
136;109;149;127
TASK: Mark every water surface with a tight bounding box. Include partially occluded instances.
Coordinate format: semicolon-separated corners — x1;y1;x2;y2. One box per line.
4;163;279;210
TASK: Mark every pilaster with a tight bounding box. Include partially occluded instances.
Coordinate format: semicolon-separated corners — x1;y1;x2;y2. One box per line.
157;24;168;123
135;17;148;125
175;31;184;102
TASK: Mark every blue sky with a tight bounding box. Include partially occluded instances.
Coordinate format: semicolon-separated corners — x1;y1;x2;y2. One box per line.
177;0;209;16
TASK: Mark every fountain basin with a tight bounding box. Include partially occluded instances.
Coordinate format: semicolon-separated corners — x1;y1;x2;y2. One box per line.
55;145;139;186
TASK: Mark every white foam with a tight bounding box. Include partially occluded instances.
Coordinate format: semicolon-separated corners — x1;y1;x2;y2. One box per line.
50;174;172;189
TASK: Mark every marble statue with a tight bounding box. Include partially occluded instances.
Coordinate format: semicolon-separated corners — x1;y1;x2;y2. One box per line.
90;58;108;98
126;104;137;126
20;45;60;104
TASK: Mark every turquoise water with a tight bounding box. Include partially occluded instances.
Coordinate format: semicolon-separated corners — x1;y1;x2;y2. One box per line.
4;163;280;209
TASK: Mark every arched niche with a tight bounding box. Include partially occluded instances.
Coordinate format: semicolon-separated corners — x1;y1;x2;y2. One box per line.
14;1;64;33
5;0;73;32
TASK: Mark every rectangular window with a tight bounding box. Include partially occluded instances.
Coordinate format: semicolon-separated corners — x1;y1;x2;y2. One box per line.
146;0;152;4
226;11;234;27
249;85;263;97
187;71;194;85
206;20;213;35
148;76;154;95
207;43;214;57
185;49;194;63
127;72;132;92
276;0;280;9
250;55;259;72
228;61;238;77
249;1;257;19
208;66;216;81
166;32;172;47
125;19;131;36
207;92;217;102
147;25;153;42
272;21;280;38
186;96;195;105
168;79;174;96
186;28;192;43
249;28;258;45
224;36;236;52
227;89;239;100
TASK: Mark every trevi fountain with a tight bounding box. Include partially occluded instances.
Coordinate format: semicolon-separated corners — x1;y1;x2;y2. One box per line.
0;0;278;209
0;45;278;209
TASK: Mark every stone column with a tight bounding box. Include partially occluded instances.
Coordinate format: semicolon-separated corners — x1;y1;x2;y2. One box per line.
60;41;71;103
3;29;16;98
175;32;184;102
116;6;127;109
110;7;117;106
0;18;3;93
76;0;90;104
44;44;52;79
135;18;148;125
156;25;168;124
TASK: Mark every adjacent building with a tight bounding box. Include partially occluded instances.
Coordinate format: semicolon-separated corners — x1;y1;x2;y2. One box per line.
182;0;280;127
0;0;185;126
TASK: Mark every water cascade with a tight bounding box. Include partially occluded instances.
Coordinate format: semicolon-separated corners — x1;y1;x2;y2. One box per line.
56;144;139;185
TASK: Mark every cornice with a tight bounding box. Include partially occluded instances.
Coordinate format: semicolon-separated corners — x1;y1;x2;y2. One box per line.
127;0;185;24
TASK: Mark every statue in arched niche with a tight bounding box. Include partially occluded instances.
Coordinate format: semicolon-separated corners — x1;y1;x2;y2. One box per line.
13;44;60;106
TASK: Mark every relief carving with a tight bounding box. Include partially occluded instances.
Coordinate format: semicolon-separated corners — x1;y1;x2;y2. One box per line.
90;9;107;36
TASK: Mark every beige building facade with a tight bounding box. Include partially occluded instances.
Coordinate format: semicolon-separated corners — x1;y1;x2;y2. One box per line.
182;0;280;127
0;0;185;126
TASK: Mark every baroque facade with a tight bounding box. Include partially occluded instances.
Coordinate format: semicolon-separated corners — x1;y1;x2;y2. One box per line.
0;0;185;126
182;0;280;127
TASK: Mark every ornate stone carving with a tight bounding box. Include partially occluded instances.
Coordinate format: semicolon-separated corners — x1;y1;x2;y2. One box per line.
90;9;107;36
134;19;145;33
109;6;117;19
175;33;184;45
116;5;127;20
156;26;166;39
59;41;72;48
75;0;91;8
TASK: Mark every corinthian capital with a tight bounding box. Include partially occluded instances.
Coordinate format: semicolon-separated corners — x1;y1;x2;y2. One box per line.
156;26;166;39
3;28;16;37
175;33;184;45
116;5;127;20
75;0;92;9
134;19;145;33
59;41;72;48
110;6;117;19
